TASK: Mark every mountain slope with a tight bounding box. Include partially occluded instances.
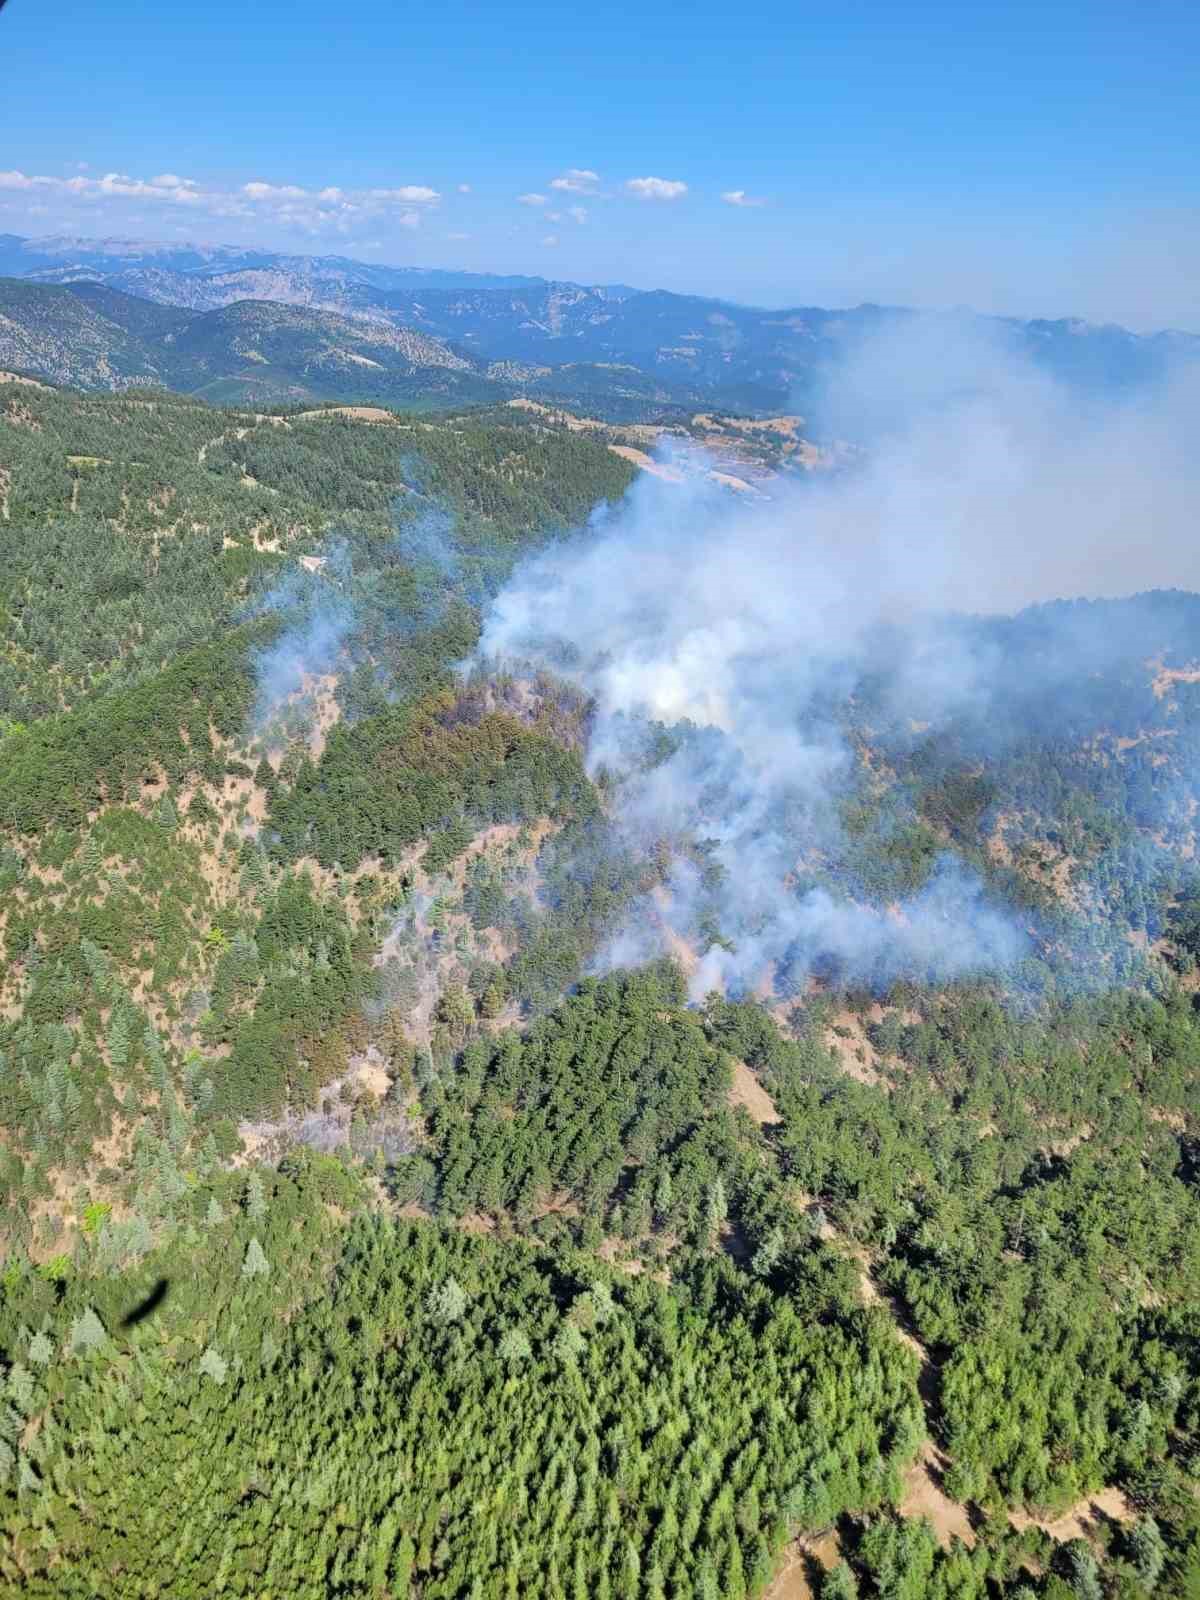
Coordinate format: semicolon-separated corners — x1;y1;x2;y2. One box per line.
4;373;1200;1597
0;278;504;406
4;232;1197;416
0;277;185;388
0;277;731;417
0;231;556;291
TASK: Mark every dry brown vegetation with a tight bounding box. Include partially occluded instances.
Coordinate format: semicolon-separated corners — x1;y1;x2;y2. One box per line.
1151;661;1200;700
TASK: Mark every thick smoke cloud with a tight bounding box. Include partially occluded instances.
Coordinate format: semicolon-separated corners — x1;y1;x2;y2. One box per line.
477;319;1200;997
807;315;1200;612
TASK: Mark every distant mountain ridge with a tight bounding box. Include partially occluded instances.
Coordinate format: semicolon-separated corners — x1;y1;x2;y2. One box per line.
0;233;568;293
0;278;502;407
0;276;720;416
1;232;1197;417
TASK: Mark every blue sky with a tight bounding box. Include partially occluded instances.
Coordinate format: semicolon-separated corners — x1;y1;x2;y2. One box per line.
1;0;1197;328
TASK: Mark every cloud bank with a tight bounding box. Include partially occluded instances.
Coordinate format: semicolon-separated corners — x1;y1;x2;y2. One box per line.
0;167;442;235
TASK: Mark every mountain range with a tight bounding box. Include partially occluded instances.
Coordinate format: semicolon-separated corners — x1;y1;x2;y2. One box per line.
1;231;1197;420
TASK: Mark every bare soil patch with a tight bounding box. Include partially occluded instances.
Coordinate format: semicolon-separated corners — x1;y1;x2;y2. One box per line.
607;444;685;481
707;469;757;493
900;1444;976;1548
295;405;398;423
764;1533;840;1600
728;1058;780;1125
1152;663;1200;700
824;1009;884;1085
1009;1486;1133;1545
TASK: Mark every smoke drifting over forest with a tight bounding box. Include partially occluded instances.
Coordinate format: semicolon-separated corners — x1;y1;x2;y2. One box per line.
477;320;1200;995
250;546;354;736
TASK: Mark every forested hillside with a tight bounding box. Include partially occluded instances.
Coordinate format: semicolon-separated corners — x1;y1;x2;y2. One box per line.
3;374;1200;1599
0;278;731;421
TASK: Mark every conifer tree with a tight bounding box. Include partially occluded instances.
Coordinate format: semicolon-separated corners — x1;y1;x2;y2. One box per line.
823;1564;859;1600
1129;1517;1166;1591
498;1326;532;1363
67;1306;107;1357
244;1171;267;1221
199;1346;228;1385
242;1237;269;1278
27;1332;53;1368
425;1275;467;1325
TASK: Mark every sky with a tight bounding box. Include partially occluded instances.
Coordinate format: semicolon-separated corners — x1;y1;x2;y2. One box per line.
1;0;1198;329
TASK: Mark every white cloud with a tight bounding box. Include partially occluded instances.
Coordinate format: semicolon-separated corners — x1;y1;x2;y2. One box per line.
446;230;471;241
517;192;547;207
370;185;439;204
567;205;588;225
72;171;205;205
550;168;600;193
0;166;442;235
626;176;688;201
243;181;308;201
722;189;766;208
541;234;560;247
457;183;472;194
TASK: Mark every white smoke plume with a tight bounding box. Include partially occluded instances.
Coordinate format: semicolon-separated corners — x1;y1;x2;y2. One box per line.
476;318;1200;997
249;545;354;738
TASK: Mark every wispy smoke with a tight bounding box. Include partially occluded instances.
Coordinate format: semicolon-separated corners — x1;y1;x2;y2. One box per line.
477;318;1200;997
250;547;354;738
247;501;473;740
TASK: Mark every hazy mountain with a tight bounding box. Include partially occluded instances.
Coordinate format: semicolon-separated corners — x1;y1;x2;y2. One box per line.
0;232;557;292
0;278;716;416
0;277;179;389
0;278;504;406
3;233;1198;418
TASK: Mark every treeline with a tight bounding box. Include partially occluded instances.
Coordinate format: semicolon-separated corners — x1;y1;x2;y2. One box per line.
214;411;636;532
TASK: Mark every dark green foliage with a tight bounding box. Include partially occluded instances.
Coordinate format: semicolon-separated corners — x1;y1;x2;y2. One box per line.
0;626;265;833
0;1173;919;1598
427;966;731;1225
268;691;597;869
